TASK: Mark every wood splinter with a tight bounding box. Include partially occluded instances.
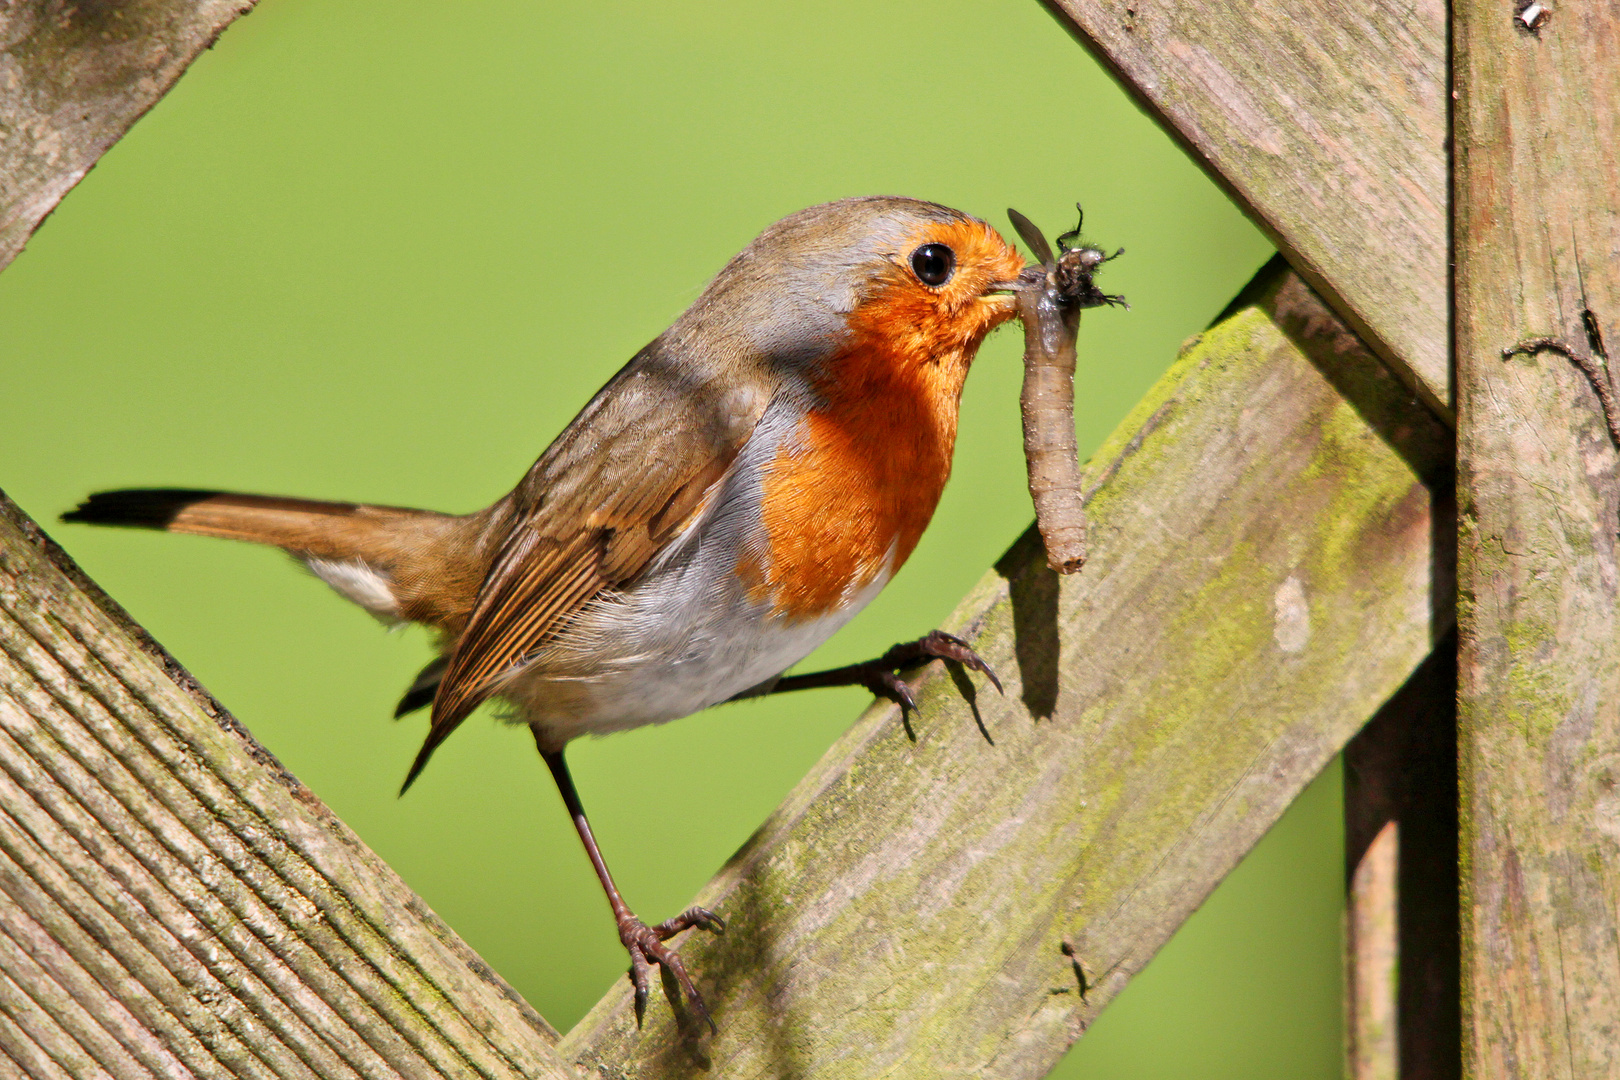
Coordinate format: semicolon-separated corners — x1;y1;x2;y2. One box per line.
1007;205;1127;574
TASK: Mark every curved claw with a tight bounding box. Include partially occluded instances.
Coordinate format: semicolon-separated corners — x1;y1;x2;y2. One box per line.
620;911;724;1035
626;939;654;1026
649;937;715;1035
861;669;918;713
851;630;1003;713
767;630;1002;717
913;630;1004;696
655;905;727;938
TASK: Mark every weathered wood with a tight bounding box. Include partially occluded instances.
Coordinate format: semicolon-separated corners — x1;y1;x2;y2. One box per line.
0;0;1465;1070
561;264;1452;1076
1039;0;1448;418
0;499;580;1079
1454;0;1620;1074
1347;818;1400;1080
1343;639;1460;1080
0;0;257;273
0;266;1453;1076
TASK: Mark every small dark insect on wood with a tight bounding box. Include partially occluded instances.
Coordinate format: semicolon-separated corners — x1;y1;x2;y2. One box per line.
1007;204;1127;574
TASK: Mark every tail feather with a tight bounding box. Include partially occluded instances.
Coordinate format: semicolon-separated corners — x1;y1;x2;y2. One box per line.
63;488;238;529
62;488;443;565
394;655;448;718
68;487;484;790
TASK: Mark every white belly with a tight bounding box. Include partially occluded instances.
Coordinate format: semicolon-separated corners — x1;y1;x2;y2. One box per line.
486;392;900;749
499;563;890;749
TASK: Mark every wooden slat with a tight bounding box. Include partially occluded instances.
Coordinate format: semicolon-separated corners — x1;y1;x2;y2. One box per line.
1454;0;1620;1074
562;263;1453;1076
1040;0;1448;418
0;498;580;1080
1343;640;1461;1080
0;0;258;273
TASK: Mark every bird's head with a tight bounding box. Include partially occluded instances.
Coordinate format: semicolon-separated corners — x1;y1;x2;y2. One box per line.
673;196;1027;380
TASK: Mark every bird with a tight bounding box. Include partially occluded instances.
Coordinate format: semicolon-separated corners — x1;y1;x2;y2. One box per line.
63;195;1028;1032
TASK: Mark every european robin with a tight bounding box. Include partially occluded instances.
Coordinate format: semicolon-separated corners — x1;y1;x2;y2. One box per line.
64;195;1028;1031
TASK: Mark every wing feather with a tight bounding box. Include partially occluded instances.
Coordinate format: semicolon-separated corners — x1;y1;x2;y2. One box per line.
399;349;767;790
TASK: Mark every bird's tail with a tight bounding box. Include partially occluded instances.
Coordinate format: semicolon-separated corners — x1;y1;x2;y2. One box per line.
62;488;444;563
61;487;481;630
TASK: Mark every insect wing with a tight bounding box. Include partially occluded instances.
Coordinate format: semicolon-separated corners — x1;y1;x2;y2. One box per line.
1007;207;1055;268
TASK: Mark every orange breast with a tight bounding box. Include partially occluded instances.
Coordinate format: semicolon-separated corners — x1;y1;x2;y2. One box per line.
738;216;1023;621
747;344;972;609
748;364;956;619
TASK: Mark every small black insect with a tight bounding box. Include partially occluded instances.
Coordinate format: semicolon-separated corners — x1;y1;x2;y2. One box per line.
1007;204;1128;312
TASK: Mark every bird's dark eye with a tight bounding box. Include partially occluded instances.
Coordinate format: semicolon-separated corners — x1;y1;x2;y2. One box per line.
910;243;955;288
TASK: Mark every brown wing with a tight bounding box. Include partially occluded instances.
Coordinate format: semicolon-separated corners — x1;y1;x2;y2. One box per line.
399;347;768;790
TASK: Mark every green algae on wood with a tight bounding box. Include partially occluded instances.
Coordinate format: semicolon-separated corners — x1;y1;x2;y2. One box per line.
1454;0;1620;1073
562;265;1452;1077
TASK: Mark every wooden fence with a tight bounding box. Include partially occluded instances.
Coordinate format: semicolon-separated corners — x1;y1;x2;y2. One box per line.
1;0;1614;1075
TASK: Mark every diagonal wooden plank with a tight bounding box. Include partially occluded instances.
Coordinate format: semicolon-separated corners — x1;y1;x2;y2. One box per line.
0;0;260;274
1039;0;1448;419
0;499;581;1079
563;262;1454;1076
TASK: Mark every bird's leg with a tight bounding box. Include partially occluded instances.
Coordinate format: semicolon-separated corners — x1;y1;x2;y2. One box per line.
767;630;1002;712
537;738;724;1033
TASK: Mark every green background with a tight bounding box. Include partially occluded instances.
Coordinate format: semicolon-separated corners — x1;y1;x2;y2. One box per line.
0;1;1342;1075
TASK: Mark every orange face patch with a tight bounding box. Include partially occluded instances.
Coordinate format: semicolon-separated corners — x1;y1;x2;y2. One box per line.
743;217;1025;621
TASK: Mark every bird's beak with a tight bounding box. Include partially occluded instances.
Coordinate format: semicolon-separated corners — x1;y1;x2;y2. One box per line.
978;274;1024;325
984;265;1048;295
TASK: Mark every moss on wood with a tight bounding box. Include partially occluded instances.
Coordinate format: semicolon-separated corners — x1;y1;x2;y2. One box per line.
563;268;1450;1077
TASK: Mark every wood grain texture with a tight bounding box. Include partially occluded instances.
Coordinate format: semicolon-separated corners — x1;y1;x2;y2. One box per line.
1039;0;1449;418
1347;819;1401;1080
0;498;580;1079
1343;642;1460;1080
0;0;258;272
562;264;1453;1077
1454;0;1620;1075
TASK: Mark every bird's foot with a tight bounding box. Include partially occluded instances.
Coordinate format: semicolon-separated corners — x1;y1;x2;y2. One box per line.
770;630;1002;713
619;906;725;1034
864;630;1003;710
